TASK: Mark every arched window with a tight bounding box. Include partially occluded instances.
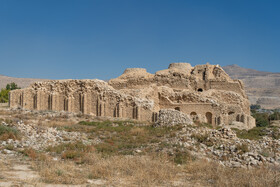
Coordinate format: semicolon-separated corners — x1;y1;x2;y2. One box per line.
198;88;203;92
217;116;221;125
206;112;213;124
236;114;240;122
175;107;180;111
228;111;235;115
241;115;245;123
190;112;198;121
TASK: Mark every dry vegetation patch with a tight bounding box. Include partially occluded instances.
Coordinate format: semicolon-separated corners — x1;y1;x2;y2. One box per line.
33;153;180;186
0;124;21;141
185;159;280;187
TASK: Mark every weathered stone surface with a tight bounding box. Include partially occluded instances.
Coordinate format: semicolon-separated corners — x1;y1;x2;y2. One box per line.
9;63;255;129
156;109;193;126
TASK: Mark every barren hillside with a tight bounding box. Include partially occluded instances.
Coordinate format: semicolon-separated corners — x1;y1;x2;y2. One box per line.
0;75;49;89
223;65;280;109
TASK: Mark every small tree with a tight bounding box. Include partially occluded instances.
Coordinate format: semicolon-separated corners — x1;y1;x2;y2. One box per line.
6;84;10;90
6;82;21;90
252;112;269;127
250;105;261;110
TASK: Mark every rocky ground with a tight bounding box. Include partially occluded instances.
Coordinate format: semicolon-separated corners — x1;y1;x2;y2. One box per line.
0;108;279;186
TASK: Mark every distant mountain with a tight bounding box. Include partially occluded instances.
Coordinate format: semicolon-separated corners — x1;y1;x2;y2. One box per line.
223;65;280;109
0;74;49;89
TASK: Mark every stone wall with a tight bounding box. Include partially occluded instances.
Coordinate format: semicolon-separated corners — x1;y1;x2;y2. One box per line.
9;63;256;129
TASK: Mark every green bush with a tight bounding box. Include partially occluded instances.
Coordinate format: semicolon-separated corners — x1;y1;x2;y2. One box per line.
252;113;269;127
6;82;21;90
234;127;267;140
0;82;21;103
250;105;261;110
0;89;9;103
269;111;280;121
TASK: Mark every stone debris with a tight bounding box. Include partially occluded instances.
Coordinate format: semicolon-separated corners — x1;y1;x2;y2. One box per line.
156;109;193;126
1;121;92;150
172;125;280;168
0;108;279;169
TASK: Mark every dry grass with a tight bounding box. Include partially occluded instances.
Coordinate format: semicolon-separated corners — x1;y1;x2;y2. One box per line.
32;153;280;186
185;159;280;187
35;159;86;184
34;153;180;186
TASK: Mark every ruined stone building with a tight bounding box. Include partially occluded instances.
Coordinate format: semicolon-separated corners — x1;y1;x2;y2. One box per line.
9;63;256;128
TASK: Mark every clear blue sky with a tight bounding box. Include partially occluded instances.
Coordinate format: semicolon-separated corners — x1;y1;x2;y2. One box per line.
0;0;279;79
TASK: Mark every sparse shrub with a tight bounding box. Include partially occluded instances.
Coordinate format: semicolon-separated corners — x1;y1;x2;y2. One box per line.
259;148;272;158
185;159;280;187
173;150;195;164
191;133;214;147
61;150;82;160
0;124;20;140
46;141;94;154
271;127;280;139
234;127;267;140
46;142;95;163
196;122;213;129
269;111;280;121
21;148;39;160
236;143;249;154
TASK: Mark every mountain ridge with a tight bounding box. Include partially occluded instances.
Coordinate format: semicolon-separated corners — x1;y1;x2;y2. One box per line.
223;64;280;109
0;74;49;89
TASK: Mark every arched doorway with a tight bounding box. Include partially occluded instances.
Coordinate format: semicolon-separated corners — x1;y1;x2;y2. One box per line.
241;115;245;123
206;112;212;124
190;112;198;121
217;116;221;125
236;114;240;122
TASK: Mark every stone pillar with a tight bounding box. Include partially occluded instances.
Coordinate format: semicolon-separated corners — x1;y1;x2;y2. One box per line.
83;93;90;114
119;103;123;118
102;102;106;116
68;96;74;113
137;106;141;120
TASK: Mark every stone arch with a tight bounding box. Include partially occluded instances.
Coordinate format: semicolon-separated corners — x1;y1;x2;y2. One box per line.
175;107;180;111
228;111;235;115
197;88;203;92
190;112;198;121
206;112;212;124
236;114;240;122
114;103;120;117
